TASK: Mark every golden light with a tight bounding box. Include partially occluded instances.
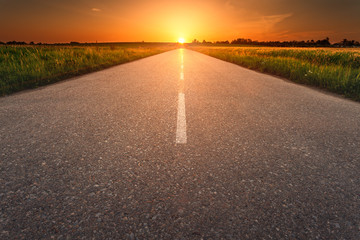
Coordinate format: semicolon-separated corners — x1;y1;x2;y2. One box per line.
178;38;185;44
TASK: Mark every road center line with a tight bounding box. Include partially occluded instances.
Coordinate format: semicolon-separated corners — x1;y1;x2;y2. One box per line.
176;49;187;144
176;92;187;144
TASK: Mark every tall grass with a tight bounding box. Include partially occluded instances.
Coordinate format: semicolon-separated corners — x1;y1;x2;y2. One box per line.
188;46;360;101
0;43;177;96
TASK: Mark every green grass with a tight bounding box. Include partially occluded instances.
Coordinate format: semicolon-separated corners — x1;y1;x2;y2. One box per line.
188;46;360;101
0;43;178;96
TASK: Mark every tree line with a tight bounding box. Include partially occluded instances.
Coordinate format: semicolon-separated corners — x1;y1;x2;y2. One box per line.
1;38;360;47
192;38;360;47
0;41;84;45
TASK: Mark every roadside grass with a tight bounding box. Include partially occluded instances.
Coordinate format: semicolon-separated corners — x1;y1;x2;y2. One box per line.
0;43;178;96
188;46;360;101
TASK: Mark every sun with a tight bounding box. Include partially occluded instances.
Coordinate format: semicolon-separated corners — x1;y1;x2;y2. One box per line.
178;38;185;44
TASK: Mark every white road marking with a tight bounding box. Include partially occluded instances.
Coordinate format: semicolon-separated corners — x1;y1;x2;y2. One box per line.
176;92;187;144
176;49;187;144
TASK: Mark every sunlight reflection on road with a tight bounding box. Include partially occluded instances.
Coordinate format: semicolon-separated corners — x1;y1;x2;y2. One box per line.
176;49;187;144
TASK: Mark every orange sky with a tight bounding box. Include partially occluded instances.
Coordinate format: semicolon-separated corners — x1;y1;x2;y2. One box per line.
1;0;359;43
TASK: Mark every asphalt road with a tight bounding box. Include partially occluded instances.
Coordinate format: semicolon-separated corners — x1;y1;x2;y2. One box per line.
1;49;359;239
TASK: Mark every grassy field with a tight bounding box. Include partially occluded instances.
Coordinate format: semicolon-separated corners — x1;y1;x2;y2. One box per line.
188;46;360;101
0;43;178;96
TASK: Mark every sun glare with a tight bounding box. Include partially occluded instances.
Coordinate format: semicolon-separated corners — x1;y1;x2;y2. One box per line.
178;38;185;44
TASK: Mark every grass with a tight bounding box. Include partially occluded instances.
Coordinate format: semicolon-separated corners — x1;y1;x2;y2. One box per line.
0;43;178;96
187;46;360;101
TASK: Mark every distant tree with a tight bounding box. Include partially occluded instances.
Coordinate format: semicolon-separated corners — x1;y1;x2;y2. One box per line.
336;39;359;47
215;40;230;44
6;41;26;45
231;38;252;45
192;39;200;44
0;41;4;45
70;41;80;45
202;40;212;44
315;37;330;46
29;41;34;45
201;36;359;48
342;39;348;46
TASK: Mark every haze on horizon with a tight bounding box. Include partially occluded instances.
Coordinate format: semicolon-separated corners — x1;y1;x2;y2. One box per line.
1;0;359;43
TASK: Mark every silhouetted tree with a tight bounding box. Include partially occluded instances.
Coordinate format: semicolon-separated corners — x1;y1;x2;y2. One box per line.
231;38;252;44
202;40;212;44
189;37;360;48
342;39;348;46
316;37;330;46
227;37;339;47
215;40;230;44
335;39;360;47
6;41;26;45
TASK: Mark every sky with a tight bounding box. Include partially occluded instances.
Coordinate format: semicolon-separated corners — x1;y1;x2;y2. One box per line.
0;0;360;43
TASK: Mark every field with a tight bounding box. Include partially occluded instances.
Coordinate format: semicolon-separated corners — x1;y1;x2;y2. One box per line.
0;43;178;96
188;46;360;101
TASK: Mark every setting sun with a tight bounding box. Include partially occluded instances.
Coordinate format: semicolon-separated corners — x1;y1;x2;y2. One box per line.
178;38;185;44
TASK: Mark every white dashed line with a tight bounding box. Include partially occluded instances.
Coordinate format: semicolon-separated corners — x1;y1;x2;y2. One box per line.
176;92;187;144
176;49;187;144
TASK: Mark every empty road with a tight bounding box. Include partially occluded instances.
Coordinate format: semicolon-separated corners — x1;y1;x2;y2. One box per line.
1;49;359;239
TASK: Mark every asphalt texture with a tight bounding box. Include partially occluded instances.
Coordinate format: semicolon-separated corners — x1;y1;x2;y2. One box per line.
1;49;360;239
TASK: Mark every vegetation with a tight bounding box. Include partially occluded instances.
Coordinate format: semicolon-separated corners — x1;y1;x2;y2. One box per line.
191;37;360;48
0;43;178;96
188;46;360;101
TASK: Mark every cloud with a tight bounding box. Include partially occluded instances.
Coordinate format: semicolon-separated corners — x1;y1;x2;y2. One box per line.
91;8;101;12
261;13;293;31
227;12;294;41
225;0;235;11
236;13;293;32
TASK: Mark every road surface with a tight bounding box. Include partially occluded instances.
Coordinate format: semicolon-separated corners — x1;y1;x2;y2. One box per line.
1;49;359;239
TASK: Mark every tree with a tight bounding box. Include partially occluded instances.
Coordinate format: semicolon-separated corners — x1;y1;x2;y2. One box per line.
6;41;26;45
215;40;230;44
202;40;212;44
